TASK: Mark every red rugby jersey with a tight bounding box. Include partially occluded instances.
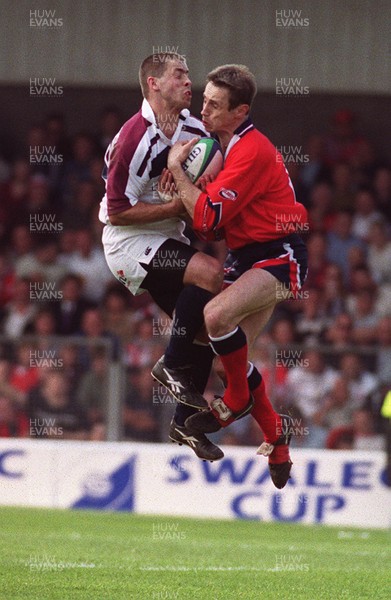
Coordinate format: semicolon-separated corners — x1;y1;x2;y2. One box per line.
193;119;308;249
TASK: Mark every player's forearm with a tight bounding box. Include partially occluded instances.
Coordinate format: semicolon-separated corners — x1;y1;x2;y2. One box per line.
169;165;202;219
108;200;182;225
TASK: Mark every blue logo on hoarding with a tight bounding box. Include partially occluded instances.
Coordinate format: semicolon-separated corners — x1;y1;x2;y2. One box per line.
0;450;25;478
72;457;136;511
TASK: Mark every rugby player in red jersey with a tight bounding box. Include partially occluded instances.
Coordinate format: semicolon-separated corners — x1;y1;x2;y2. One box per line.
165;64;308;488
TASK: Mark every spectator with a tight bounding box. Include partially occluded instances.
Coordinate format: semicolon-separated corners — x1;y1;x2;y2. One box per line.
62;180;99;229
1;278;37;338
102;287;135;343
58;344;85;390
330;162;355;211
326;408;384;451
376;316;391;386
351;188;382;241
15;239;67;284
270;318;296;346
351;409;384;450
59;132;98;203
97;106;123;153
123;317;162;369
27;370;89;440
51;273;94;335
320;263;346;317
339;352;378;410
0;359;26;407
9;342;40;397
78;307;119;368
0;158;31;236
367;221;391;286
326;211;366;282
123;367;160;442
373;165;391;221
295;288;330;343
323;109;368;169
0;251;16;309
0;396;29;437
325;313;355;360
44;113;71;162
286;349;338;448
62;229;112;303
77;349;108;437
24;307;57;339
9;225;35;266
299;135;329;199
347;289;380;345
307;182;335;233
304;232;332;289
57;229;77;264
314;377;354;432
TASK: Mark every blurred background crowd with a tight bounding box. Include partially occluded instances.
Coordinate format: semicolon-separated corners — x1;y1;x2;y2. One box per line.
0;106;390;450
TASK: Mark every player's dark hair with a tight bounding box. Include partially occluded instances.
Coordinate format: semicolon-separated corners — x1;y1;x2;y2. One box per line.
206;64;257;111
139;53;186;98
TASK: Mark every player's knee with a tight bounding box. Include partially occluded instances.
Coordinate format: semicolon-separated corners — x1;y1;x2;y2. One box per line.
201;257;223;294
185;255;222;294
204;299;225;334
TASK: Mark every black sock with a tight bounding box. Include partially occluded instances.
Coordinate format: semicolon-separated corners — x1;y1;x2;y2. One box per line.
247;363;262;391
164;285;213;369
173;344;214;426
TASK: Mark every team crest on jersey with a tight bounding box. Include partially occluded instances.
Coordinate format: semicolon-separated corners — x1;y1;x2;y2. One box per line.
218;188;238;201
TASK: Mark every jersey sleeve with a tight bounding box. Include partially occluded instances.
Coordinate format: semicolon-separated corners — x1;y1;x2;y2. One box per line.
106;137;145;216
193;140;272;233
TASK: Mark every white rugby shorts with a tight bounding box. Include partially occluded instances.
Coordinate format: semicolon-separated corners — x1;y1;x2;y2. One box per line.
102;225;190;295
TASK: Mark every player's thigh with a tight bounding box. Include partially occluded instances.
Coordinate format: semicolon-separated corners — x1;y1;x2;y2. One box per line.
140;238;197;316
183;251;223;294
205;268;279;334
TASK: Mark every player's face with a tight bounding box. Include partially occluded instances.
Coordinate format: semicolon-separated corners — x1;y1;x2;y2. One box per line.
156;60;192;110
201;82;244;135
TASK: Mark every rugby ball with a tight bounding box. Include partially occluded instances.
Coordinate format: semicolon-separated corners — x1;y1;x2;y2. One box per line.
182;137;223;183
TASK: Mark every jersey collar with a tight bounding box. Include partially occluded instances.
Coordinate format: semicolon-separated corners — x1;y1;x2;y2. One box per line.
233;117;254;138
224;118;255;157
141;99;190;143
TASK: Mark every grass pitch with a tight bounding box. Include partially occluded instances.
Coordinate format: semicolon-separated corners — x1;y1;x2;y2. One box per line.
0;507;389;600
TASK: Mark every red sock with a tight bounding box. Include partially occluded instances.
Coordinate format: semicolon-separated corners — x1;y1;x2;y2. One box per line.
209;327;249;413
250;378;282;444
268;445;291;464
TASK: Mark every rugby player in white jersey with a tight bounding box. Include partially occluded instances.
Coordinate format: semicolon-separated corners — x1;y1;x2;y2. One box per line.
99;53;224;460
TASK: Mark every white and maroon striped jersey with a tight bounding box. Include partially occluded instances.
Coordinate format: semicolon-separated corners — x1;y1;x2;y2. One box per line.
99;99;206;238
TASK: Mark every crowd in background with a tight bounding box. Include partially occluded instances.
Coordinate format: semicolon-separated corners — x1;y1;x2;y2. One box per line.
0;107;390;450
